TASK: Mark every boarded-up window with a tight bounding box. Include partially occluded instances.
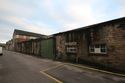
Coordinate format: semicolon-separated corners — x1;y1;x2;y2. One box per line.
65;42;77;53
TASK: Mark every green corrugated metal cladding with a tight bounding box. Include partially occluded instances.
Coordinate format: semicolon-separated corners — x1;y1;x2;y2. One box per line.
41;38;55;59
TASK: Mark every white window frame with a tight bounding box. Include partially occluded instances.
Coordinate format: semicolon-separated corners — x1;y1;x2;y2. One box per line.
89;44;107;54
66;47;77;53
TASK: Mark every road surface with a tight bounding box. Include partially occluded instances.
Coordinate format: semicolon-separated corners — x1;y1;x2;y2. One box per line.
0;50;125;83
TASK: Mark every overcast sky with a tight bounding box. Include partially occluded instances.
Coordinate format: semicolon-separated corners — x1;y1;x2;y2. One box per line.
0;0;125;43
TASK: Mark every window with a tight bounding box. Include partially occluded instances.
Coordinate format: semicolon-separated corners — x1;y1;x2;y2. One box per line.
15;35;19;38
66;47;77;53
89;44;107;54
30;36;37;39
90;45;94;52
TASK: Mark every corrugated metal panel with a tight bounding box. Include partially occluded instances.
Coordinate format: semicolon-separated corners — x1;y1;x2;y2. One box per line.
41;38;55;59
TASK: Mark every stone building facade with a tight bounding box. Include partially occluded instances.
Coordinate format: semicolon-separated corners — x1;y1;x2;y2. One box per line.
55;17;125;71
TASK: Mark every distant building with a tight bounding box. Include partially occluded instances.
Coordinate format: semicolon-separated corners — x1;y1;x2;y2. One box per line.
0;43;6;50
8;29;47;51
13;29;47;42
6;39;13;51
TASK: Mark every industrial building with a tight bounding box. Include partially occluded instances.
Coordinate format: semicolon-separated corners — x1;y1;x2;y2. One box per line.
6;17;125;72
54;17;125;71
6;29;47;51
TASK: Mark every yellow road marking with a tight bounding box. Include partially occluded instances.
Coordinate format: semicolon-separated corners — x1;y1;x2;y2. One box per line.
66;63;125;77
40;71;63;83
40;64;64;83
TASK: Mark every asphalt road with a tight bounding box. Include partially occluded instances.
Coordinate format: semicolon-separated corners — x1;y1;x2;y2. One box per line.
0;50;125;83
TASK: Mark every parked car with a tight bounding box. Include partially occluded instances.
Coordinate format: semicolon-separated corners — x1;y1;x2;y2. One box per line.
0;47;3;56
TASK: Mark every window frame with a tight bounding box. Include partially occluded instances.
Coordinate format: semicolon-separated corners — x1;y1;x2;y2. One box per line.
89;44;107;54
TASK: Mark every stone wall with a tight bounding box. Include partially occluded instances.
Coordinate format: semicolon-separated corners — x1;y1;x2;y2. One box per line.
55;34;66;60
55;21;125;71
78;22;125;71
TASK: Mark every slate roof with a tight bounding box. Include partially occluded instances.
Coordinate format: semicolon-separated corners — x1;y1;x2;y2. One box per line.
13;29;47;38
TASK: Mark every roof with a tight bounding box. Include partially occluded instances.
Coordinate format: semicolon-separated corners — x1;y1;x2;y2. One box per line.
13;29;47;38
54;17;125;35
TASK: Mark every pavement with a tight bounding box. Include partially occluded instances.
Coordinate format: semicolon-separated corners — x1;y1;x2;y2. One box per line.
0;50;125;83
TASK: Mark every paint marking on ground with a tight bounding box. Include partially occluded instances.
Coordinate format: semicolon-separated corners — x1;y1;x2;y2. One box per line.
66;63;125;77
40;71;63;83
40;64;64;83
